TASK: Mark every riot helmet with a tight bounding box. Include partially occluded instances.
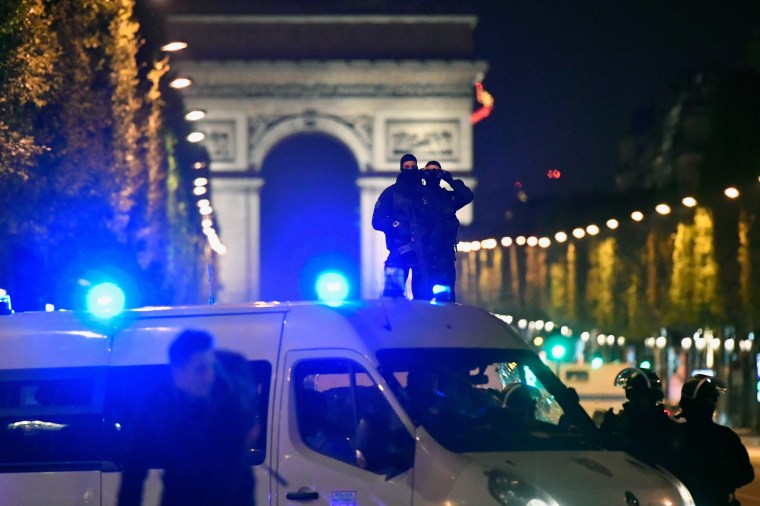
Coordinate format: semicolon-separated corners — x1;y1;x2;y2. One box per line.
680;374;726;405
614;367;664;402
679;374;726;421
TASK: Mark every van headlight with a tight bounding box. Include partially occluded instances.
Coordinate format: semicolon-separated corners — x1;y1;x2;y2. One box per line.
487;469;560;506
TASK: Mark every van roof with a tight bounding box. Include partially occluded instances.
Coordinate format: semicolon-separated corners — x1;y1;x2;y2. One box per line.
0;300;526;369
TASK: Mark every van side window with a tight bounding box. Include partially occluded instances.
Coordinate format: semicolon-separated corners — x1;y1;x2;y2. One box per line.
293;359;413;475
105;359;272;467
0;367;107;466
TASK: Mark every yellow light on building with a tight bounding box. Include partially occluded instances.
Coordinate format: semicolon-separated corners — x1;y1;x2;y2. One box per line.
586;224;600;236
555;231;568;243
631;211;644;222
606;219;619;230
682;196;697;208
500;236;513;247
572;228;585;239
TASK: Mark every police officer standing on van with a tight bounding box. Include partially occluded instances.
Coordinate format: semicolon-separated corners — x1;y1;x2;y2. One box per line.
118;330;258;506
670;375;753;506
418;160;473;301
372;154;472;301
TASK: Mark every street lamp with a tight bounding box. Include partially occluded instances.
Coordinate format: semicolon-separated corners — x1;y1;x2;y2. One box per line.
185;110;206;121
161;41;188;52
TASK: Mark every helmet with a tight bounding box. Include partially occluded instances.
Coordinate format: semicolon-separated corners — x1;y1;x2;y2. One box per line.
613;367;664;401
681;374;726;404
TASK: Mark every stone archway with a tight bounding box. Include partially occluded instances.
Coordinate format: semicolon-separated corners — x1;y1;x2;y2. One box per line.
171;15;485;302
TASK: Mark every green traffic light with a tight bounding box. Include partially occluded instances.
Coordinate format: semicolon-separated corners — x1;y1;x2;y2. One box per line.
551;343;566;360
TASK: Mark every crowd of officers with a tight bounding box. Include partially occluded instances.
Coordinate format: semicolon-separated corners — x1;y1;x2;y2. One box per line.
601;369;754;506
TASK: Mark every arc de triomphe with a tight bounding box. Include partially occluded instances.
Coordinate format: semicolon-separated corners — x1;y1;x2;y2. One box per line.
169;14;487;302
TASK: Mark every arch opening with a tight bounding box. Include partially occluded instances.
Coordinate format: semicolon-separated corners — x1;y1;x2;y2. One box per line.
260;134;360;301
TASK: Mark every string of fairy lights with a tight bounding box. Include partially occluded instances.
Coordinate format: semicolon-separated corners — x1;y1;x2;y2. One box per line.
457;185;747;253
465;183;760;365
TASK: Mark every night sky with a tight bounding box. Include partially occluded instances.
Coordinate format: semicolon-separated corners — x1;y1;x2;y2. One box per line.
471;1;760;226
151;0;760;229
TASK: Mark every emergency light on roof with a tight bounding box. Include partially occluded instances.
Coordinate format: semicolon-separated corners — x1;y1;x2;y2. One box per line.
86;282;125;318
432;284;452;302
315;271;349;304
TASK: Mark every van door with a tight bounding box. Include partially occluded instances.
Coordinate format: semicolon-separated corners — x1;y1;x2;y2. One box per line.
276;351;415;506
0;366;107;505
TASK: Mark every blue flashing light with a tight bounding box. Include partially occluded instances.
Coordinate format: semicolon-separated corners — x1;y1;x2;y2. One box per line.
86;282;125;318
639;360;652;369
432;284;450;295
591;356;604;369
315;271;349;304
432;284;452;302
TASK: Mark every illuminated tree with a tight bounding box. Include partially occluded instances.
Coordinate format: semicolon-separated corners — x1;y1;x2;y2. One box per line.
586;237;616;329
0;0;204;309
524;246;547;314
549;260;567;322
664;207;719;328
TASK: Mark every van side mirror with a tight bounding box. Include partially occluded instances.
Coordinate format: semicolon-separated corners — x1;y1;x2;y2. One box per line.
566;387;580;404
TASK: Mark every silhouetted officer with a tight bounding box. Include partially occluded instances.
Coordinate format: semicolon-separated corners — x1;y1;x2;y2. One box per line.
118;330;257;506
671;375;754;506
417;160;473;301
372;154;472;300
600;367;678;468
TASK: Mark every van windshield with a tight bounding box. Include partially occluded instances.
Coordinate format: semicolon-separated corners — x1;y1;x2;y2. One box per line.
376;348;599;453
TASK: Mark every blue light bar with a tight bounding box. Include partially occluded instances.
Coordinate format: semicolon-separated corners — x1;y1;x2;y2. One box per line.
86;282;126;318
315;271;349;304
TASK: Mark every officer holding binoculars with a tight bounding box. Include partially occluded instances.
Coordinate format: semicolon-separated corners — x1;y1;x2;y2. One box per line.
372;154;473;301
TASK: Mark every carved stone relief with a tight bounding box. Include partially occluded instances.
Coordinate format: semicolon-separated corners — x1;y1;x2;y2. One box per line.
198;120;237;163
386;120;460;162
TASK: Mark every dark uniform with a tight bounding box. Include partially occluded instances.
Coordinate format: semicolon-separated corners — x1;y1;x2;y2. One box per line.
118;351;257;506
600;367;679;468
372;156;472;300
670;375;754;506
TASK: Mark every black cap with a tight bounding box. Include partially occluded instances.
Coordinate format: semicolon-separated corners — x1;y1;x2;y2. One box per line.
425;160;442;169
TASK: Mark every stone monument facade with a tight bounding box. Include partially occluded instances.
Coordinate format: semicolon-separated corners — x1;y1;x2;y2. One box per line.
170;15;486;301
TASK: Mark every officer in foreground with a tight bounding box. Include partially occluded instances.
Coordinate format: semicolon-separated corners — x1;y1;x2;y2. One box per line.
670;374;754;506
118;330;258;506
600;367;678;467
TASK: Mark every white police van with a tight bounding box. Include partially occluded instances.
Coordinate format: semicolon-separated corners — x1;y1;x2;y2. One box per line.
0;299;694;505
